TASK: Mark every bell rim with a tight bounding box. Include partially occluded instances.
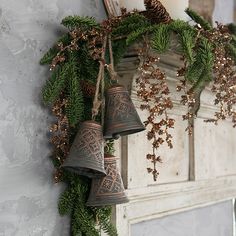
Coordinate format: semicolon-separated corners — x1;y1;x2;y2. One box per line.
105;84;126;95
80;120;103;129
62;156;107;178
86;196;129;206
103;156;119;163
62;165;107;178
104;126;146;140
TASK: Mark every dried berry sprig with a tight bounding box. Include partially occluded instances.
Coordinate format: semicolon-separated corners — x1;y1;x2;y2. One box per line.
176;74;196;135
136;41;175;181
50;95;70;182
203;23;236;126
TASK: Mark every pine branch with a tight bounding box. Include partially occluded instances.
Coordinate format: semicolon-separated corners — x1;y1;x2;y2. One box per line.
95;207;118;236
65;55;84;127
186;62;204;83
76;45;100;82
42;66;66;104
186;37;214;84
151;24;170;53
40;34;71;65
185;8;212;30
62;16;100;30
179;29;196;63
227;23;236;35
126;25;159;46
58;187;76;215
72;199;99;236
112;39;128;65
227;36;236;62
112;14;150;38
198;38;214;72
169;19;193;32
226;43;236;62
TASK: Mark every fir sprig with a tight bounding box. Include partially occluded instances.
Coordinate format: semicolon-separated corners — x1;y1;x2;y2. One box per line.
62;16;100;30
169;19;194;32
126;25;159;46
151;24;170;53
58;187;76;215
112;39;128;65
95;207;118;236
65;55;84;126
179;29;196;63
186;37;214;83
42;66;66;104
112;13;150;38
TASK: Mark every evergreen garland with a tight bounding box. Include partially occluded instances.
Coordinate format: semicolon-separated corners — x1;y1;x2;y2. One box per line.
41;5;236;235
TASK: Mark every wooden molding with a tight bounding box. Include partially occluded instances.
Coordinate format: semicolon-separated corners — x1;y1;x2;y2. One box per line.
114;176;236;236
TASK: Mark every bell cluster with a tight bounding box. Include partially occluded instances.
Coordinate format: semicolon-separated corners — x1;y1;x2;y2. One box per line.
62;84;145;206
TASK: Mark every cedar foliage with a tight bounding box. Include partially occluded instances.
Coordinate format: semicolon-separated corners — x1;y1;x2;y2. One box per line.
41;8;234;236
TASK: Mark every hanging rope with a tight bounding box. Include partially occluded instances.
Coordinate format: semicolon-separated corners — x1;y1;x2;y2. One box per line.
106;34;119;82
92;35;107;120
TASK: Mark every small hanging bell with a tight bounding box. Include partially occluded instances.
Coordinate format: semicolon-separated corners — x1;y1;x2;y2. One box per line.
104;84;145;139
62;120;106;178
86;154;128;206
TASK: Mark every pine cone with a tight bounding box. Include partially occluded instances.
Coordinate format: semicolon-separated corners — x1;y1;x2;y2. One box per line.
143;0;172;24
80;80;96;98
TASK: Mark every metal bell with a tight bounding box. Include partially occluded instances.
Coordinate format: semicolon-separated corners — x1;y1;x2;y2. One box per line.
62;120;106;178
104;84;145;139
86;154;128;206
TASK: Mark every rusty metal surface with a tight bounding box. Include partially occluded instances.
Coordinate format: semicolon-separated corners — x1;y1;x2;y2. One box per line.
104;84;145;139
62;120;106;178
86;154;128;206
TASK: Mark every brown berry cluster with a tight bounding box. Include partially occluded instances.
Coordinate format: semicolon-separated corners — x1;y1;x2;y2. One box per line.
136;44;175;181
176;77;196;135
50;96;70;182
204;23;236;127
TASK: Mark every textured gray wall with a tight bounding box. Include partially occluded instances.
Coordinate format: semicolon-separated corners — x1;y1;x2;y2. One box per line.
131;201;234;236
0;1;105;235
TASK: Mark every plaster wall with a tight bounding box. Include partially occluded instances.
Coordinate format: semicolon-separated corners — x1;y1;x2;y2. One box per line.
0;1;105;235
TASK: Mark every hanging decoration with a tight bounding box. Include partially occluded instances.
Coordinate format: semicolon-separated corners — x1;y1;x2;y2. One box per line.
41;0;236;235
87;154;128;206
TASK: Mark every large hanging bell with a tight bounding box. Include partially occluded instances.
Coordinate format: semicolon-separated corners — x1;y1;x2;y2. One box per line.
62;120;106;178
104;84;145;139
86;154;128;206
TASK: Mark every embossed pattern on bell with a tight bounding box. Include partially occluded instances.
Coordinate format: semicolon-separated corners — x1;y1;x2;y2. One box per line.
86;154;129;206
104;84;145;139
62;120;106;178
